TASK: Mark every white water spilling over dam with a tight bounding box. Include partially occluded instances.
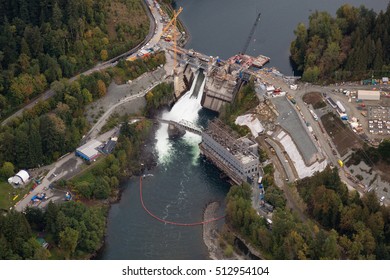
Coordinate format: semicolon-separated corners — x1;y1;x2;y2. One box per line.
156;71;206;164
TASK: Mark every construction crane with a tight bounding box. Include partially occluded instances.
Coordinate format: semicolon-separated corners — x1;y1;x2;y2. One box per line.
241;12;261;55
162;7;183;74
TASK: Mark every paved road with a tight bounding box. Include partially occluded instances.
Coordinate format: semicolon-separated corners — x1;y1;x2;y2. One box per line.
1;0;163;126
265;138;296;182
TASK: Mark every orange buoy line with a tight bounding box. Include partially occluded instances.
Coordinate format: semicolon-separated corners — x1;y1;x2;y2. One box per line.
139;176;225;226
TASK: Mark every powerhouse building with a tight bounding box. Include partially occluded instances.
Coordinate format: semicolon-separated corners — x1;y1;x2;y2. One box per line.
199;119;259;185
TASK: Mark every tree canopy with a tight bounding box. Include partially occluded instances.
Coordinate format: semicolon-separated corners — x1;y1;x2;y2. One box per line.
225;167;390;259
0;0;149;118
290;3;390;82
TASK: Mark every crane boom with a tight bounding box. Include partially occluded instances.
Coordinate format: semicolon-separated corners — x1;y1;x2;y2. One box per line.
161;7;183;74
162;7;183;34
241;12;261;55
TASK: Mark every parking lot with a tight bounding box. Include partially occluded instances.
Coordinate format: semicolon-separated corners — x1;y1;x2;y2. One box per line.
368;106;390;135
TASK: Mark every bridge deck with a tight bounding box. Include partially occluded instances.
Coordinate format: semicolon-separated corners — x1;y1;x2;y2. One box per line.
156;118;202;135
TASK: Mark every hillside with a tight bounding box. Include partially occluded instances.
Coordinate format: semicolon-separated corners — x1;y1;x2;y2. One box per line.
0;0;149;118
290;3;390;82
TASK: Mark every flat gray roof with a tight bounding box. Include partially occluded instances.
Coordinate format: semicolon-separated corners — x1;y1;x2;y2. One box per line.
272;97;318;164
77;139;102;158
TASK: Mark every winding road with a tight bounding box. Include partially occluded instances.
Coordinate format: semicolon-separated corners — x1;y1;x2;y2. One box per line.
1;0;162;126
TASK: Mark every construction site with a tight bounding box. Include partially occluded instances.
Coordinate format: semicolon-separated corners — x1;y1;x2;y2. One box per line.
201;64;240;112
161;9;270;114
199;119;260;185
156;5;329;203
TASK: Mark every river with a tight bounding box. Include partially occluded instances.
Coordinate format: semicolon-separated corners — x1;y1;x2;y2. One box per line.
101;74;230;260
101;0;388;260
177;0;388;75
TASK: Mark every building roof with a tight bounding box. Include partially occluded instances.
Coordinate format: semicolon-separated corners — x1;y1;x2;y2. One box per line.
203;119;258;164
358;90;380;96
16;170;29;183
76;139;102;158
102;139;117;154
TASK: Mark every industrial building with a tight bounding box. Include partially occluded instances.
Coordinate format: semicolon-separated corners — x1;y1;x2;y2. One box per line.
358;90;380;101
75;139;103;162
199;119;259;185
8;170;30;186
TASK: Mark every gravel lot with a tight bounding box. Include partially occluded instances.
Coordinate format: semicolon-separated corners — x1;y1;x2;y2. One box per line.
85;67;166;123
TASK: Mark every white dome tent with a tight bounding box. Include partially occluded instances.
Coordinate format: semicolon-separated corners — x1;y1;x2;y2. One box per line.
8;170;30;186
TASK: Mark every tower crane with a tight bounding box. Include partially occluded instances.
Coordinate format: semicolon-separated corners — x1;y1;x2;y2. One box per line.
241;12;261;55
162;7;183;75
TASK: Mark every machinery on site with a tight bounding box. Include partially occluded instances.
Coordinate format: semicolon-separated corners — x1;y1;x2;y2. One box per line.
31;193;46;203
161;6;183;74
241;12;261;55
65;192;72;201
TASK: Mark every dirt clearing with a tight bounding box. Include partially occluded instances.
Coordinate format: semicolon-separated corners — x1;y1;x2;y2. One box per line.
303;92;326;109
321;113;362;157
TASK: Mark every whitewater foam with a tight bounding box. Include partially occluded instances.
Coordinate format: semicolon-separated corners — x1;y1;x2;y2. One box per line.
155;72;205;165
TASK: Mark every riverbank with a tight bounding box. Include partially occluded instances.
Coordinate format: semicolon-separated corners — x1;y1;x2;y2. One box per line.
93;85;177;259
202;202;222;259
92;120;159;260
202;202;248;260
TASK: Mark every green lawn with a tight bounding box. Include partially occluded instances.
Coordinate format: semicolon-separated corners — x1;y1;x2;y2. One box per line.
0;180;34;210
70;156;106;184
0;181;13;210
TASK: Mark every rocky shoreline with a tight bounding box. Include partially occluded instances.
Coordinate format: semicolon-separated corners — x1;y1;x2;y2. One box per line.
202;202;223;260
203;202;256;260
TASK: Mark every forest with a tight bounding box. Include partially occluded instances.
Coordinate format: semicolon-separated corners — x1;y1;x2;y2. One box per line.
226;167;390;259
0;117;153;259
0;201;106;259
0;71;110;169
0;0;149;118
290;3;390;82
144;82;174;116
0;52;165;171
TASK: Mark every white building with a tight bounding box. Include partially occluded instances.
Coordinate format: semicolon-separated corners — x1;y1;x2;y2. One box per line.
8;170;30;185
199;120;259;184
358;90;380;101
75;139;102;162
